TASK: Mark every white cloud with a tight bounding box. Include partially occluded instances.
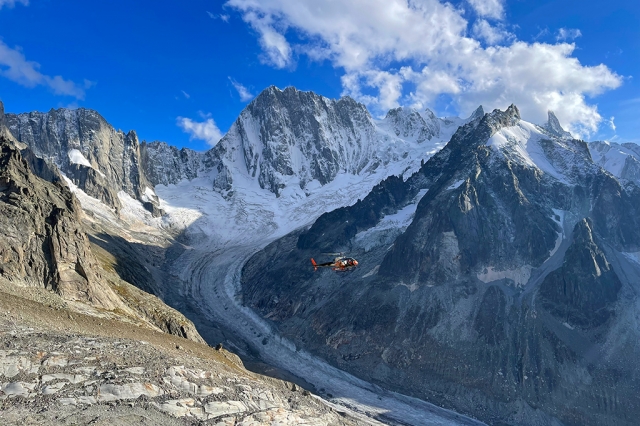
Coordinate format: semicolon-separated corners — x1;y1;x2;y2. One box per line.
207;11;230;22
556;28;582;42
181;90;190;99
467;0;504;20
534;27;550;40
608;116;616;131
241;11;292;68
226;0;622;135
0;0;28;9
472;19;514;45
0;41;87;99
229;77;254;102
177;116;223;147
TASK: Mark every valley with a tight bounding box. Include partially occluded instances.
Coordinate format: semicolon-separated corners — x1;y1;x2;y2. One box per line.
2;87;640;425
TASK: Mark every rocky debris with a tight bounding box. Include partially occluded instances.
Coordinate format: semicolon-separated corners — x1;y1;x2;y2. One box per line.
109;277;206;344
242;106;640;425
0;137;123;311
0;311;367;426
85;228;205;344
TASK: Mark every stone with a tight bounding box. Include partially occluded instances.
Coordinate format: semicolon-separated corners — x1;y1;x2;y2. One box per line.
204;400;247;417
97;383;164;402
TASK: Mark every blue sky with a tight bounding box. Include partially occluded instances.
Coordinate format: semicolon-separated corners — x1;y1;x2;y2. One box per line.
0;0;638;151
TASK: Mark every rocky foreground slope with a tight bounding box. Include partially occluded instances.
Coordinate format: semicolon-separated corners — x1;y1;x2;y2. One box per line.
0;135;370;425
0;289;368;425
242;106;640;426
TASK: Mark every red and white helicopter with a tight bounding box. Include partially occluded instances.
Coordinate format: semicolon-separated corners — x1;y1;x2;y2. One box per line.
310;253;359;271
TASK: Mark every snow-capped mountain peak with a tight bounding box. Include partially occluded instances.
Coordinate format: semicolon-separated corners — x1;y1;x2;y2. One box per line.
485;107;594;184
382;106;440;143
202;86;482;198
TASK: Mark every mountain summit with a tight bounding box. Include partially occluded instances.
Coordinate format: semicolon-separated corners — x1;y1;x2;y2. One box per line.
543;110;573;138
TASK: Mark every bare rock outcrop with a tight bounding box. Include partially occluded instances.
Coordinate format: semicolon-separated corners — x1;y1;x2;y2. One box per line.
5;107;155;211
0;136;123;310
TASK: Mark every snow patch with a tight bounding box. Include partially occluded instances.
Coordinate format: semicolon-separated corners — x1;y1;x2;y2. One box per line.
117;191;155;221
397;282;419;292
362;265;380;278
477;265;532;287
354;189;427;252
589;141;635;178
447;179;465;190
622;252;640;265
60;174;118;225
68;149;105;177
68;149;92;168
549;209;566;258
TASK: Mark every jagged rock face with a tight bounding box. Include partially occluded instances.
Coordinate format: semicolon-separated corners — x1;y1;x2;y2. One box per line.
539;218;622;327
0;101;18;144
0;101;6;135
0;137;123;310
384;107;440;143
140;141;203;187
380;105;562;284
242;106;640;425
5;108;153;210
544;111;573;139
212;86;379;196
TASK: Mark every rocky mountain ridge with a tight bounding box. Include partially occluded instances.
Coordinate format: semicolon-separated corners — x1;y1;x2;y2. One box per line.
5;86;473;207
242;104;640;426
5;107;156;213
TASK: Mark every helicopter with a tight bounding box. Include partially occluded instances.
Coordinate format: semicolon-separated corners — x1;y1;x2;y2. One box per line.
310;252;359;271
